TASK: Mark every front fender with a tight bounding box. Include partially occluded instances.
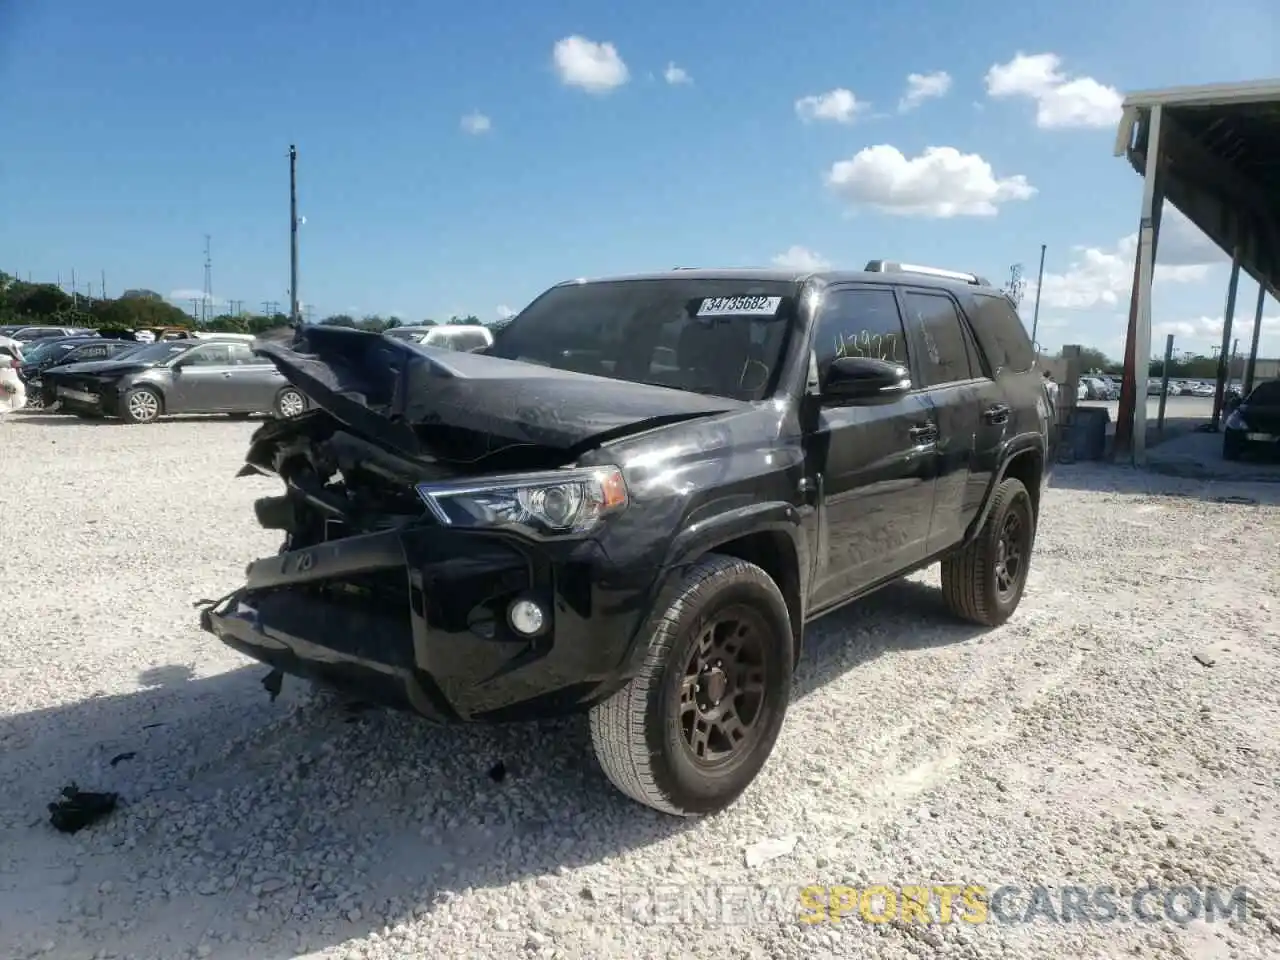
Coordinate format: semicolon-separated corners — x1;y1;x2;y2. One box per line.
615;499;809;677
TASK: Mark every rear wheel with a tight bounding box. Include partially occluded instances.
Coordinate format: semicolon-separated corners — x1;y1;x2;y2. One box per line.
121;386;163;424
589;554;794;816
941;477;1034;627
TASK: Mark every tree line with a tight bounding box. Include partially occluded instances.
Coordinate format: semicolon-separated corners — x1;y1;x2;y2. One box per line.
1062;345;1240;381
0;272;495;337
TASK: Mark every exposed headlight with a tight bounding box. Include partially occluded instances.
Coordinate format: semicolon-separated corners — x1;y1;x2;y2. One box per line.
414;466;629;536
1225;410;1247;431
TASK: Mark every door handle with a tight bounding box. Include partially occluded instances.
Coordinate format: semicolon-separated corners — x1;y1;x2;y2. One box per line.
983;403;1010;424
909;423;938;442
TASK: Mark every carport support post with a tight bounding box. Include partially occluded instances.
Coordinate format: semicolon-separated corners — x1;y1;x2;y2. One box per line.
1210;252;1241;430
1128;105;1164;466
1244;283;1266;395
1157;334;1174;434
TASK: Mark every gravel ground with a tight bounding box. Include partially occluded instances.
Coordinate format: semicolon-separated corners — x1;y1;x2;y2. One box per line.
2;412;1279;960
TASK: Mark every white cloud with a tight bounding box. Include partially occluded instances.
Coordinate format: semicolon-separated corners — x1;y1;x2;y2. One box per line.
496;305;516;320
772;246;831;271
1155;314;1280;349
663;62;691;85
825;145;1036;218
898;71;952;112
460;111;491;135
553;36;628;93
985;52;1122;129
1032;207;1225;310
795;88;865;124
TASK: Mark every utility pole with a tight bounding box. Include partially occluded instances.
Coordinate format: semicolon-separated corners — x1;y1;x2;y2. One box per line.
289;144;300;325
101;269;107;299
304;304;315;324
71;269;78;308
202;234;213;324
1030;243;1047;347
189;298;201;319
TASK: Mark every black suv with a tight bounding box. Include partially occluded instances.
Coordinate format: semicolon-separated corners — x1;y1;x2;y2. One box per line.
201;263;1054;816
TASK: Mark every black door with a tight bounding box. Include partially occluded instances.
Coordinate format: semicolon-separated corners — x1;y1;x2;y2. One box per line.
805;285;939;612
898;288;1006;554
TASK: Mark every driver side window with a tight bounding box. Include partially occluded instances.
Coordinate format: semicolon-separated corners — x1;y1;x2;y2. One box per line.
813;287;910;383
183;344;232;366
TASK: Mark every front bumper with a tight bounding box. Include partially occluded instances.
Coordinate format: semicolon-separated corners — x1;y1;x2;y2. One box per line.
201;524;650;722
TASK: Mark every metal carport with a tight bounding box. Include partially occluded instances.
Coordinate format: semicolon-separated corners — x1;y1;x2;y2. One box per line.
1112;79;1280;463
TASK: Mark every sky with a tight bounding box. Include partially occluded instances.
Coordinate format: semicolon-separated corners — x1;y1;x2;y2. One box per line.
1;0;1278;359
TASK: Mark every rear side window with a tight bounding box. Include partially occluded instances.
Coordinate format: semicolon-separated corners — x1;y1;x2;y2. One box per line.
970;293;1035;374
900;291;977;386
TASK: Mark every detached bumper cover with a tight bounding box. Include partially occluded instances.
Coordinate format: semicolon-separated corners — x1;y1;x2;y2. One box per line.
200;525;649;722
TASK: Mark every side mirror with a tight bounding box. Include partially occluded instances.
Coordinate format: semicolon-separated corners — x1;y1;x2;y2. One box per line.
822;356;911;403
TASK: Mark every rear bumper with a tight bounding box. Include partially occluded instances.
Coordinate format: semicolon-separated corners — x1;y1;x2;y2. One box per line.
200;525;651;722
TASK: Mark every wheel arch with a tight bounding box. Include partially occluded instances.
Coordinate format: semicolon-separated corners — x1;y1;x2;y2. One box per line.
655;501;808;666
964;437;1045;545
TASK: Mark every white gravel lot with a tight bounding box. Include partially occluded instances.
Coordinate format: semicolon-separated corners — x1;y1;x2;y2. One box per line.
2;412;1280;960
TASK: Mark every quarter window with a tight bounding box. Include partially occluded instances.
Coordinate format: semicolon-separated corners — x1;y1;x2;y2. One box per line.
970;293;1035;374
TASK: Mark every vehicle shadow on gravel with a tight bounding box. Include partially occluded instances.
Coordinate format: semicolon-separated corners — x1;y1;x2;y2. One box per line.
0;579;987;959
1049;462;1280;506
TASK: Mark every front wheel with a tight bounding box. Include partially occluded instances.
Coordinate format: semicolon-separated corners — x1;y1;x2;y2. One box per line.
120;386;163;424
589;554;794;817
940;477;1035;627
273;387;307;419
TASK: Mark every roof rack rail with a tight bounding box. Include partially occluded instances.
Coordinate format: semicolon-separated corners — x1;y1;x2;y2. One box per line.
864;260;991;287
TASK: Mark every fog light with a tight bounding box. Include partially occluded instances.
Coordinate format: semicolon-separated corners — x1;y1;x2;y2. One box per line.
508;599;546;636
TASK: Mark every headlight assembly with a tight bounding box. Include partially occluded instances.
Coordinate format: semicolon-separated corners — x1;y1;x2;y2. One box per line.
1225;410;1246;431
414;466;629;536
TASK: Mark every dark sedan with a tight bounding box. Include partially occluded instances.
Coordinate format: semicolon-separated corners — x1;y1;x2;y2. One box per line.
1223;380;1280;461
19;337;140;408
42;337;309;423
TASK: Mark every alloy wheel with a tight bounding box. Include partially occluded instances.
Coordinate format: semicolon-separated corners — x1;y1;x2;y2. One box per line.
994;508;1026;600
278;390;305;418
128;390;160;422
678;607;770;766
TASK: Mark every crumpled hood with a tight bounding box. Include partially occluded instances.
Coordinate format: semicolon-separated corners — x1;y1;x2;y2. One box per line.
44;359;152;376
253;324;745;457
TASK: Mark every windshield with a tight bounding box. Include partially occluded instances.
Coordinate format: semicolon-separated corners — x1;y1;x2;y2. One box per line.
109;342;191;364
20;340;72;363
487;279;798;401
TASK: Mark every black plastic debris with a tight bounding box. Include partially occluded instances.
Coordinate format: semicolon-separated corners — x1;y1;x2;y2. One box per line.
108;752;136;767
488;761;507;783
48;785;118;834
262;668;284;701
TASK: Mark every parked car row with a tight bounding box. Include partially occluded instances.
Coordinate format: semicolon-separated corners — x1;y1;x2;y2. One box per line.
1072;374;1243;402
14;325;497;424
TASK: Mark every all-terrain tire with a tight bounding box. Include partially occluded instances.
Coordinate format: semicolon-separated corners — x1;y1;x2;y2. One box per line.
589;553;794;817
940;477;1035;627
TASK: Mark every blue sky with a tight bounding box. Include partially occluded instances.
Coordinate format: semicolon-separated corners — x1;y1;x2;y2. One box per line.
2;0;1277;358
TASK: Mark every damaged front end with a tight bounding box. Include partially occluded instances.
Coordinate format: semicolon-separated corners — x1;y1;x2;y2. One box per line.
200;326;736;722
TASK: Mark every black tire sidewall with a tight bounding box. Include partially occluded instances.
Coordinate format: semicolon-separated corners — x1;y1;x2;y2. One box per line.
646;574;793;815
1223;434;1243;460
985;481;1033;618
